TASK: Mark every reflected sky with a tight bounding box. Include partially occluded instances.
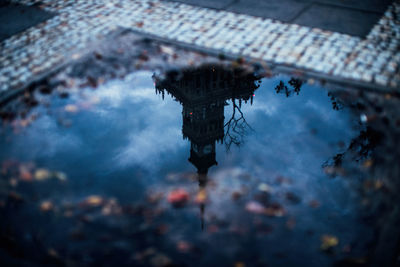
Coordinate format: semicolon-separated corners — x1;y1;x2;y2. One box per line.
0;66;373;266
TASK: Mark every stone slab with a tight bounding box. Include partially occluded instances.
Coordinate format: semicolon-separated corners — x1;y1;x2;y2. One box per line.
293;3;383;37
0;2;54;41
316;0;394;13
226;0;309;22
170;0;394;36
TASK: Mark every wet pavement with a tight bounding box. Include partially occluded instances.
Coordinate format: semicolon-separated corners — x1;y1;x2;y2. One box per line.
1;0;399;94
168;0;394;37
1;34;400;266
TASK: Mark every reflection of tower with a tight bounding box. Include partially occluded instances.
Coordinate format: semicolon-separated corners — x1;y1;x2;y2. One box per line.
183;94;224;178
155;65;259;176
155;65;260;228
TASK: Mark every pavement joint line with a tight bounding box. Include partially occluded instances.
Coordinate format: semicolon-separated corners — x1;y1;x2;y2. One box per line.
1;0;400;95
222;0;241;10
288;2;313;23
308;1;385;15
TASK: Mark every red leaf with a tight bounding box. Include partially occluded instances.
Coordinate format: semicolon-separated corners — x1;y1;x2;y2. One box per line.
167;188;189;207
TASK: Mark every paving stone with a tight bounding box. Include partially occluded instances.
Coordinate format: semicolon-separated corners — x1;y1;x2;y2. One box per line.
293;3;383;37
0;2;55;41
226;0;308;22
315;0;394;13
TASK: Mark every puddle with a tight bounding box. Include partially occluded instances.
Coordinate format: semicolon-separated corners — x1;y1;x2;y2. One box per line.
0;64;397;266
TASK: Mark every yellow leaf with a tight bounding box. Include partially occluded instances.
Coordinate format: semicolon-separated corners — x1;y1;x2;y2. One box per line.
34;169;51;181
321;235;339;250
363;159;373;168
85;196;103;206
40;201;54;212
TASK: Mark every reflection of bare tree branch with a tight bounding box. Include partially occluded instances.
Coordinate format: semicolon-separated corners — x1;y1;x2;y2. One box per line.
224;98;253;151
275;78;303;97
288;78;302;95
322;126;383;177
328;92;345;111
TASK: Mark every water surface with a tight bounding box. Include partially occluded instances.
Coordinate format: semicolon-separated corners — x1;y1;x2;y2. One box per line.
0;65;377;266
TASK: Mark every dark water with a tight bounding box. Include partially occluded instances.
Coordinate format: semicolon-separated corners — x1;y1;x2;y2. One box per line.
0;65;391;266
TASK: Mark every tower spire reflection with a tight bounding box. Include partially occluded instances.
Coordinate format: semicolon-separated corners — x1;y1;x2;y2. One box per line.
154;64;261;228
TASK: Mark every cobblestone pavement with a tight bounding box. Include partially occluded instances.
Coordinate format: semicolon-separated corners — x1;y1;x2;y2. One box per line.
1;0;400;94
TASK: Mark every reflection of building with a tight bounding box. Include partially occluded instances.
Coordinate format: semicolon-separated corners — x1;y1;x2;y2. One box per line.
155;64;260;228
155;65;259;177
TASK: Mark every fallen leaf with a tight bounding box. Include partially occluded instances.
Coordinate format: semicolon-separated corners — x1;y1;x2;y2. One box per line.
19;119;30;127
321;234;339;250
258;183;273;193
374;180;383;190
34;169;51;181
84;195;104;206
101;200;122;216
363;159;373;168
19;170;33;181
264;203;286;217
9;178;18;187
19;163;34;181
177;241;191;253
160;45;174;56
245;201;266;215
54;171;67;182
167;188;189;207
147;191;164;204
40;201;54;212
